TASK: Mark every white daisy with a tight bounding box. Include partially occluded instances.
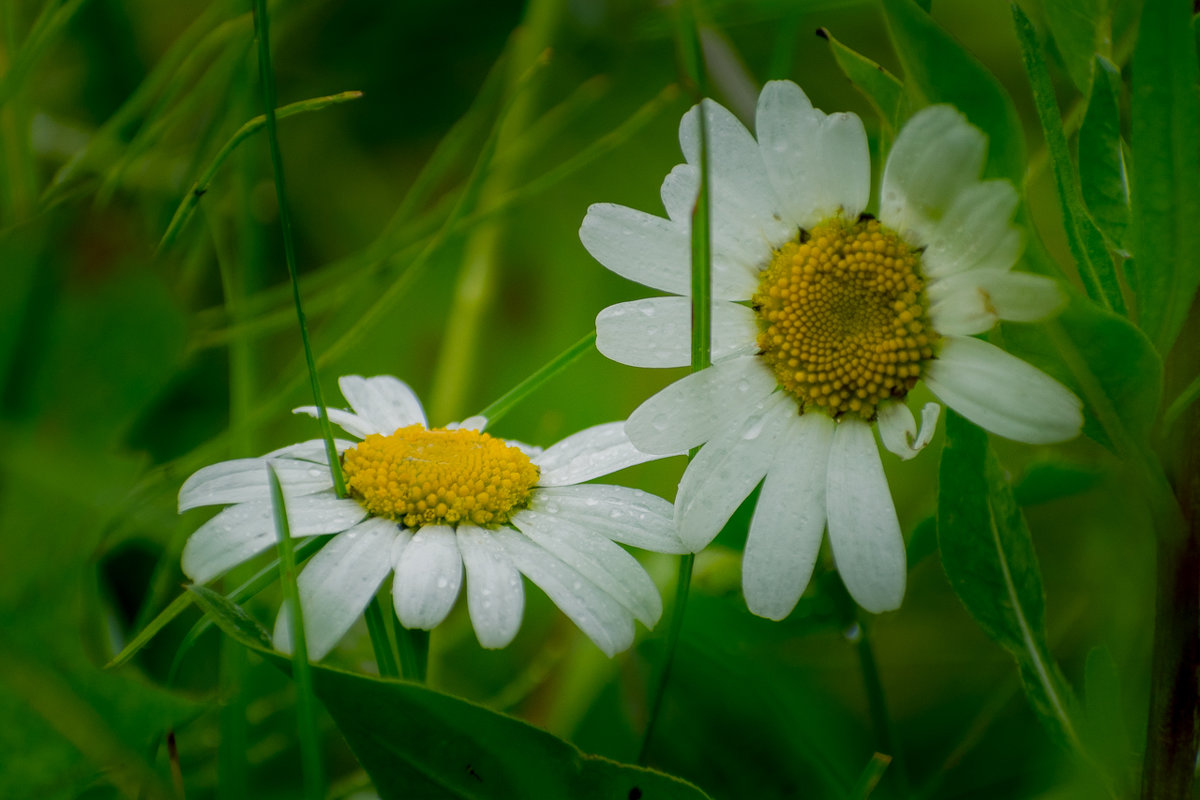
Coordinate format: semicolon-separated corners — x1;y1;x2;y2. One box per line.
178;375;686;659
580;80;1082;619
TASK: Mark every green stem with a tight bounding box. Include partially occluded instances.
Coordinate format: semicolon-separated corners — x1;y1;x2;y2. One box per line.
854;614;907;796
364;596;399;679
266;465;324;800
637;553;694;764
250;0;345;497
477;330;596;428
395;624;430;684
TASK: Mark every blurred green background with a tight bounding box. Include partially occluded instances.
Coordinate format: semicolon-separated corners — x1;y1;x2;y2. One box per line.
0;0;1155;797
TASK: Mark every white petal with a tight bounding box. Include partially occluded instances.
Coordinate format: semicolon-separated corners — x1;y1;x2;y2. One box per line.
880;106;987;246
292;406;378;439
392;525;463;630
920;180;1023;278
756;80;871;229
579;203;690;295
596;297;759;368
826;418;906;613
454;415;487;431
530;485;687;554
492;528;634;657
929;270;1066;334
924;336;1083;444
179;458;333;511
876;400;940;461
337;375;427;433
742;413;834;620
512;509;661;627
264;438;354;461
680;99;793;258
456;525;525;649
272;517;398;659
535;422;673;487
182;493;366;584
661;163;698;223
675;392;794;552
625;355;778;454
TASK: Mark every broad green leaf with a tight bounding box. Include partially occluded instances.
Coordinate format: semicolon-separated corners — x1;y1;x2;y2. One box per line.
1013;460;1103;506
1078;57;1131;253
937;411;1083;753
882;0;1024;184
1129;0;1200;353
1041;0;1106;92
1001;292;1162;450
188;586;714;800
1012;4;1125;314
817;27;908;135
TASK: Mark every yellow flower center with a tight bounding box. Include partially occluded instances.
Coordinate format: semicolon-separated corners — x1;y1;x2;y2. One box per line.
342;425;540;528
753;217;937;420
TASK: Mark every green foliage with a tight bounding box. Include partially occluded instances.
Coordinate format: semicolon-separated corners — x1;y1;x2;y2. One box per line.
1078;57;1130;253
818;27;908;137
1040;0;1108;92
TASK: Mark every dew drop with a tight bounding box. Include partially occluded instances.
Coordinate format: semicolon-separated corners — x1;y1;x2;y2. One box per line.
436;577;449;589
572;580;583;591
651;415;669;432
843;623;862;643
742;418;766;440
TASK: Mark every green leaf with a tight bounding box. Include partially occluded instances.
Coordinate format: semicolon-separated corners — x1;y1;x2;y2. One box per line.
1000;292;1162;450
1078;57;1131;253
1013;459;1103;506
1012;4;1125;314
881;0;1024;184
1129;0;1200;353
188;587;713;800
1041;0;1106;92
937;411;1083;753
1082;648;1134;792
817;27;908;135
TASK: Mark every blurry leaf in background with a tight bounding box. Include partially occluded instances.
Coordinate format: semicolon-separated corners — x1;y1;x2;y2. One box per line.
1078;57;1130;255
817;26;909;139
1128;0;1200;354
882;0;1024;184
1040;0;1107;93
188;585;713;800
936;411;1084;756
1082;647;1135;794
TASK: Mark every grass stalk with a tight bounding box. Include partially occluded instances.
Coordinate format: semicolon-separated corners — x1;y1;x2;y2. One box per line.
477;330;596;428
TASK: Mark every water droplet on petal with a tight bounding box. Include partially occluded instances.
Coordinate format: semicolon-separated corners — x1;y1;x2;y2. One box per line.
436;577;449;589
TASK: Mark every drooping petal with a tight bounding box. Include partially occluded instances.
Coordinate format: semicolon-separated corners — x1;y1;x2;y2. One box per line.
680;100;793;265
826;418;906;613
530;484;687;554
674;392;794;552
923;336;1083;444
535;422;675;487
880;105;987;246
337;375;427;433
179;458;333;511
182;493;366;584
579;204;690;295
877;401;941;461
272;517;398;659
456;525;525;649
292;406;378;440
625;355;778;455
392;525;463;630
512;509;661;627
756;80;870;229
928;270;1066;335
919;180;1023;278
742;413;834;620
596;297;758;368
265;438;354;462
493;528;634;657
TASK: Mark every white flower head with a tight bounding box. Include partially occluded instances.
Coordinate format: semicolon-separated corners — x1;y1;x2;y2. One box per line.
580;81;1082;620
179;375;687;659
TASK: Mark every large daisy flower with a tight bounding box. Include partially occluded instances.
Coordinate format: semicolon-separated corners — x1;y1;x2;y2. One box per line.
179;375;686;659
580;80;1082;619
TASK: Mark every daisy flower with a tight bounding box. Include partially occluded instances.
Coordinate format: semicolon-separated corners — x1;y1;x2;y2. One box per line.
580;80;1082;619
179;375;686;659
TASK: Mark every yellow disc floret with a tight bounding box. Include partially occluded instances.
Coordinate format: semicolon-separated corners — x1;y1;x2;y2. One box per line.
342;425;540;528
753;216;937;420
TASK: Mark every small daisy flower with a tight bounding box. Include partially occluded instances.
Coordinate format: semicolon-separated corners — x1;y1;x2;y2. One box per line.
580;81;1082;619
179;375;686;659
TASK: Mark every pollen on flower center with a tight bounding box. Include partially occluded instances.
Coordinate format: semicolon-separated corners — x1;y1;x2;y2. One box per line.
341;425;540;528
753;217;938;420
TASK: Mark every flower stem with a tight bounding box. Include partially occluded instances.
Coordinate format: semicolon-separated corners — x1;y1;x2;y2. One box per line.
250;0;345;497
364;596;399;679
396;625;430;684
853;614;907;796
477;330;596;428
637;552;694;764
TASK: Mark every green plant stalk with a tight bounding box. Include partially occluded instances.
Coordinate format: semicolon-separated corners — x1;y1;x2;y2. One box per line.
267;465;324;799
396;625;430;683
158;90;363;250
251;0;345;497
854;615;906;795
639;0;709;766
364;596;399;679
477;330;596;427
